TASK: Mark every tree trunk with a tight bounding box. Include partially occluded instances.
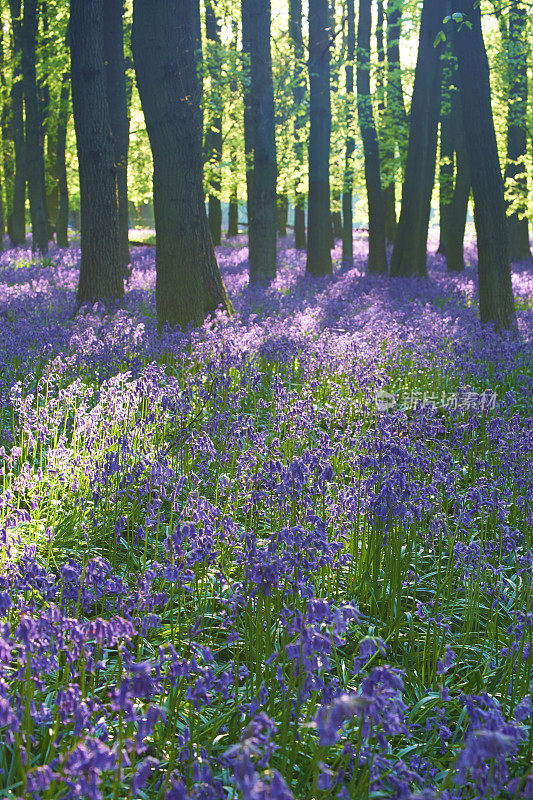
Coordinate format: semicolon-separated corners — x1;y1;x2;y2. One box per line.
1;22;14;246
56;72;70;248
386;0;408;175
331;205;342;240
452;0;516;328
0;22;8;246
104;0;131;271
277;192;288;236
242;0;277;281
306;0;332;276
376;0;396;245
205;0;223;247
132;0;231;329
22;0;48;253
390;0;446;277
227;18;239;238
39;1;57;239
289;0;306;249
228;193;239;236
504;0;530;261
357;0;387;273
9;0;25;246
437;47;455;256
342;0;355;264
71;0;123;306
446;87;469;273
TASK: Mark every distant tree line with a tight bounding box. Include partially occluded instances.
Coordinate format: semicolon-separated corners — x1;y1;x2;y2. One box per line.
0;0;530;331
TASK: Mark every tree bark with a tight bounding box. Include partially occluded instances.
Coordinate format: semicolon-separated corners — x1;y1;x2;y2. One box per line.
504;0;530;261
437;47;455;256
228;195;239;236
289;0;306;249
390;0;446;277
376;0;396;245
242;0;277;281
452;0;516;328
132;0;231;329
71;0;123;306
55;71;70;248
277;192;288;236
8;0;25;246
357;0;387;273
306;0;332;276
446;87;469;273
331;206;342;240
227;18;239;238
104;0;131;271
0;22;8;246
386;0;408;175
205;0;223;246
1;20;14;246
40;1;56;239
22;0;48;253
342;0;355;264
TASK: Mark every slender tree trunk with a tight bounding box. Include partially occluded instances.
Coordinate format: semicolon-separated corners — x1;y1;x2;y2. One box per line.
104;0;131;271
331;206;342;240
306;0;332;276
71;0;123;305
452;0;516;328
9;0;25;246
390;0;446;277
437;47;455;256
386;0;408;175
242;0;277;281
376;0;396;245
342;0;355;264
40;1;57;239
1;21;14;245
227;19;239;238
0;23;8;247
357;0;387;273
133;0;231;329
22;0;48;253
277;192;288;236
289;0;306;249
504;0;530;261
446;87;469;273
228;193;239;236
205;0;223;246
55;72;70;248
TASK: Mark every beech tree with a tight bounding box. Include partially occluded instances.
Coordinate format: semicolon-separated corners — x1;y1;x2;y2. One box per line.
132;0;231;329
71;0;123;306
55;72;70;248
386;0;408;175
8;0;26;246
205;0;223;246
22;0;48;253
390;0;446;278
357;0;387;273
504;0;530;261
437;48;455;257
445;86;470;273
452;0;516;329
342;0;355;264
242;0;277;281
289;0;306;249
104;0;131;272
376;0;396;244
306;0;332;276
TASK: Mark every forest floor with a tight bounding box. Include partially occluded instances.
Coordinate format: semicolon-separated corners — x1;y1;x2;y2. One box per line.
0;235;532;799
